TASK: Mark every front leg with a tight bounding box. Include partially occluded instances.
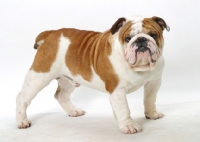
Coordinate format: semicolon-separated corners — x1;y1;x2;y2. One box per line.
109;87;142;134
144;78;164;119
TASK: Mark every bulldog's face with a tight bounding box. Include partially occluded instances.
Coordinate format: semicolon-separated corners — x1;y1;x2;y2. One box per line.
110;16;170;71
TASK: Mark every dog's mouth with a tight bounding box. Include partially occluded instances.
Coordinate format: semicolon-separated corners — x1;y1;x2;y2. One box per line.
124;33;161;71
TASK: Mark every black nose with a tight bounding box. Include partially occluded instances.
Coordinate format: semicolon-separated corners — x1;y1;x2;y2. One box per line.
136;37;147;43
136;37;148;52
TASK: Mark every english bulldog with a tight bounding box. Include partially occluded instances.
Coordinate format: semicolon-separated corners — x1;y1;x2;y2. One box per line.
16;15;170;134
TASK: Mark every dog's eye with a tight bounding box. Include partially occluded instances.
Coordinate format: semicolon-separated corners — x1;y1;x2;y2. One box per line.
125;36;131;43
150;33;158;39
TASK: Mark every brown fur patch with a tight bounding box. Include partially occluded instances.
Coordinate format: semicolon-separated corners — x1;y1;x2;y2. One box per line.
142;18;164;48
118;21;133;44
30;30;60;72
152;16;169;31
34;30;54;49
64;28;119;94
110;17;126;35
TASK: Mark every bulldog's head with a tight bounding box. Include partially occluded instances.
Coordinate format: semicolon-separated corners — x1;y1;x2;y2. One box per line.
110;15;170;71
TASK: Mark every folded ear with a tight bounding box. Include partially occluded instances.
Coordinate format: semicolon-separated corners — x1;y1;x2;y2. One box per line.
152;16;170;31
110;17;126;35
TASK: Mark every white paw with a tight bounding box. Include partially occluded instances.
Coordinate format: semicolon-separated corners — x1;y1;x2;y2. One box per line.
17;118;31;129
68;108;86;117
120;123;142;134
145;111;164;119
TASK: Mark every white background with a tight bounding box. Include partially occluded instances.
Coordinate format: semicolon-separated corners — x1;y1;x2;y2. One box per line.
0;0;200;136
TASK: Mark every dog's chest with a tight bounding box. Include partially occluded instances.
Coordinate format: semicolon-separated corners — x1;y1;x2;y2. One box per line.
114;68;153;92
109;56;164;93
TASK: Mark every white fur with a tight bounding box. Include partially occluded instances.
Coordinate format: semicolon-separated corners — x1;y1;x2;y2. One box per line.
16;16;165;134
55;76;85;117
36;40;44;47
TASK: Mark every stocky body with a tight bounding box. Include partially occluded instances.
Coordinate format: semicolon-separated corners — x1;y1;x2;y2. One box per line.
34;32;164;92
16;15;169;134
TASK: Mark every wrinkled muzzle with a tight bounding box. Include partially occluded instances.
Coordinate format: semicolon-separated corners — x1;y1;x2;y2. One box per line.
125;33;161;71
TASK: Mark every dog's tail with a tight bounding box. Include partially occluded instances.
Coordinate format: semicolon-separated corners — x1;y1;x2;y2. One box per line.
34;30;54;49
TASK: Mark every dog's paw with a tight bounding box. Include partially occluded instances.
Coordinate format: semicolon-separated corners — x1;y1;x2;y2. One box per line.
120;123;142;134
17;118;31;129
68;108;86;117
145;111;164;120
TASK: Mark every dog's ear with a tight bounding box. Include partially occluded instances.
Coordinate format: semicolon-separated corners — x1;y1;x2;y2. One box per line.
152;16;170;32
110;17;126;35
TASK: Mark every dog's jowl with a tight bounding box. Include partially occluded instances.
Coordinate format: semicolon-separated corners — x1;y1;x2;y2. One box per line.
16;15;169;134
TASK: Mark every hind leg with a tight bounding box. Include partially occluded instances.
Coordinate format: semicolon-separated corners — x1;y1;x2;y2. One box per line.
16;70;54;128
55;76;85;117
